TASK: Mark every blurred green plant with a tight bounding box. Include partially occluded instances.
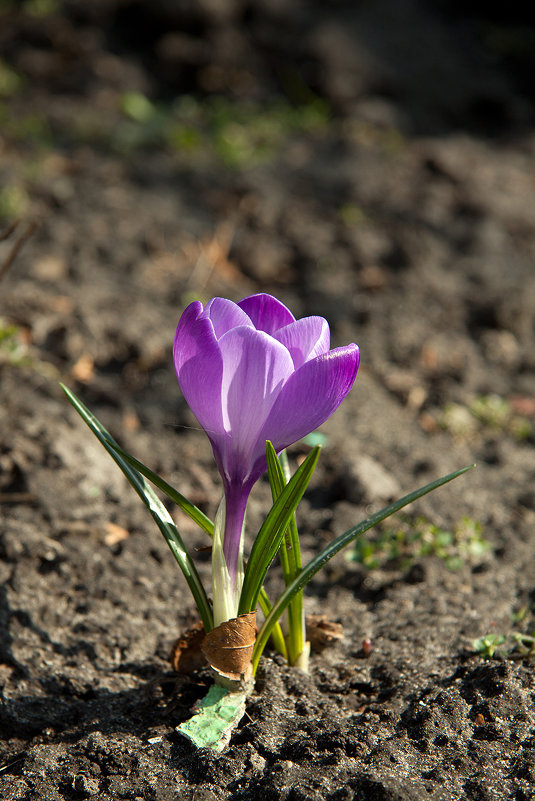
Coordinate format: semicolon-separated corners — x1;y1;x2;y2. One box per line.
0;184;29;221
348;514;490;571
438;403;478;438
117;91;330;167
120;91;156;123
0;318;58;376
338;202;369;227
23;0;60;16
0;0;59;13
469;394;532;440
439;395;532;442
0;59;23;98
0;320;32;367
3;113;52;149
1;73;331;167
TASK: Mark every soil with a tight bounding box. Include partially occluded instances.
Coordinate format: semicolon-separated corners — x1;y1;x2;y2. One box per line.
1;2;535;799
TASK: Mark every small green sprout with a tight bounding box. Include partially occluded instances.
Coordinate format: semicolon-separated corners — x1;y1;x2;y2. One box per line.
348;514;489;571
511;633;535;657
473;634;507;659
474;607;535;660
473;632;535;660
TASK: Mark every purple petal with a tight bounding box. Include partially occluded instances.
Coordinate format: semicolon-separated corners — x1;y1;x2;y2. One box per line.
173;301;204;372
202;297;253;340
217;326;294;479
273;317;331;369
255;344;360;466
173;302;225;435
238;293;295;335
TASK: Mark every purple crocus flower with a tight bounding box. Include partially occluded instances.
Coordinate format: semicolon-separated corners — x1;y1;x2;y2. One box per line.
174;294;359;618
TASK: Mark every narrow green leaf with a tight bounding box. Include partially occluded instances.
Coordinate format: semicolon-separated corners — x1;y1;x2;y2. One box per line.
258;587;288;661
266;446;304;664
252;464;475;672
238;443;321;616
61;384;214;632
61;388;213;537
106;439;214;537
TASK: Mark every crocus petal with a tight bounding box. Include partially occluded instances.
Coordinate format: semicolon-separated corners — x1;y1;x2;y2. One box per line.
173;303;225;435
254;344;360;471
217;326;294;481
173;301;204;372
202;297;253;340
173;293;362;617
238;293;295;335
272;317;331;369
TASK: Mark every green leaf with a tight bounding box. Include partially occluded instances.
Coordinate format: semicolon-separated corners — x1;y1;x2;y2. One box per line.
258;586;288;661
252;464;475;671
61;384;214;632
238;443;321;616
106;439;214;537
61;385;213;536
266;446;304;665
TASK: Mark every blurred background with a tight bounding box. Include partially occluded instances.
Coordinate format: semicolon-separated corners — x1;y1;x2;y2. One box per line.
2;0;535;549
1;0;535;405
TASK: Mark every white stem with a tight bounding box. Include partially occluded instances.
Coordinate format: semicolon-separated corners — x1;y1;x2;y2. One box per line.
293;641;311;673
212;496;245;627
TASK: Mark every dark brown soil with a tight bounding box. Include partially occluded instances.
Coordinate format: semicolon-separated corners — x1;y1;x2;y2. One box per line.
1;2;535;799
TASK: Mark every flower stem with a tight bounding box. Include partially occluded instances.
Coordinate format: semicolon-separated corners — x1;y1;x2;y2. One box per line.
212;486;248;626
222;483;249;584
